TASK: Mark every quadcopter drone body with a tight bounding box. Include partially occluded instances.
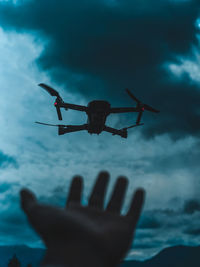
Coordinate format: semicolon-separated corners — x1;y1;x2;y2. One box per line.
36;84;159;138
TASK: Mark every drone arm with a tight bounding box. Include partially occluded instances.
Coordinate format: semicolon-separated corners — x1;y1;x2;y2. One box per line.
59;124;88;135
60;103;88;112
104;126;127;138
110;107;139;114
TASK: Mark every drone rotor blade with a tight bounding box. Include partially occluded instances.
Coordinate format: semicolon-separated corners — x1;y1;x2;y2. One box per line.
38;83;60;97
126;88;140;103
143;104;160;113
126;88;159;113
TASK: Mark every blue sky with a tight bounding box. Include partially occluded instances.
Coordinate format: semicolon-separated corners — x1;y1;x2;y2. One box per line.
0;0;200;261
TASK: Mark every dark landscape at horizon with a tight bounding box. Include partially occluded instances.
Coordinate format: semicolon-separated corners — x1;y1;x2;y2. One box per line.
1;244;200;267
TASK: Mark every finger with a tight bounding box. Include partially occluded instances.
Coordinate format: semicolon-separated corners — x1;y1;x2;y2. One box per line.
88;171;109;209
106;176;128;214
20;188;37;214
126;188;145;225
66;176;83;207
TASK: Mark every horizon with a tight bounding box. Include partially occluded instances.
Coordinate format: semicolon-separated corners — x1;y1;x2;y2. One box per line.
0;244;199;262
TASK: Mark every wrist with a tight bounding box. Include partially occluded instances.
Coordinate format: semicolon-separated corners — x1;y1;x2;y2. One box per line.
41;243;115;267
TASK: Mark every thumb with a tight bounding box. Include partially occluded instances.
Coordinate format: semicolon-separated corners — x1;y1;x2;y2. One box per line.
20;188;37;213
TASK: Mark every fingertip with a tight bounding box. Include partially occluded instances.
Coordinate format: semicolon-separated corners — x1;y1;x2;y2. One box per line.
117;176;129;185
71;175;83;185
132;188;146;209
106;176;128;213
97;171;110;186
20;188;37;212
20;188;36;200
66;176;83;207
98;171;110;180
88;171;110;209
135;188;146;202
127;187;146;222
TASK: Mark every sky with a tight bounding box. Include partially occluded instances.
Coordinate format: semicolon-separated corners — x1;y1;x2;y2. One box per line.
0;0;200;261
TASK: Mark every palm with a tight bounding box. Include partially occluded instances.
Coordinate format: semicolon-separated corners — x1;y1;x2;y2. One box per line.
21;172;144;267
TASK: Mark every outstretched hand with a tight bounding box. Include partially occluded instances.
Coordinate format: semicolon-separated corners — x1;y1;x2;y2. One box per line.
20;172;145;267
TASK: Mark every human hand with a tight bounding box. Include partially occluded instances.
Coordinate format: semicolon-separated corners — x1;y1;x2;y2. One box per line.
20;171;145;267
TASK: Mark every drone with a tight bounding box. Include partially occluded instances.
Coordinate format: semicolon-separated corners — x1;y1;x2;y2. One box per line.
36;83;159;138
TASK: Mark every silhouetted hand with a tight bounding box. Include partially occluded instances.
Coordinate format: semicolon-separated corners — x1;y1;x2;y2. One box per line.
20;171;145;267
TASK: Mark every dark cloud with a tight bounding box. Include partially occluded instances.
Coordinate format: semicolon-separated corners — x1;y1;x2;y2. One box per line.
0;151;18;169
0;0;200;138
184;228;200;236
0;190;39;244
133;203;200;252
135;139;200;175
138;215;162;229
183;199;200;214
0;183;13;194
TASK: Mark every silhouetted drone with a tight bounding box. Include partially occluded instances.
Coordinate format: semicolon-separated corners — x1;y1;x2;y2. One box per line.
36;83;159;138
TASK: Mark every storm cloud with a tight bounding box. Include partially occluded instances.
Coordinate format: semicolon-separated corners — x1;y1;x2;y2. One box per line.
0;0;200;138
0;151;18;169
131;200;200;257
0;0;200;261
183;198;200;214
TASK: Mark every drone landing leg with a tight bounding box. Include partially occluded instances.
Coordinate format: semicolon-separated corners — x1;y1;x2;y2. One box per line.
104;126;127;138
59;124;88;135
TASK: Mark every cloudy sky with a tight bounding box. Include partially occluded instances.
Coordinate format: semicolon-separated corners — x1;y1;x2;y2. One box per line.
0;0;200;261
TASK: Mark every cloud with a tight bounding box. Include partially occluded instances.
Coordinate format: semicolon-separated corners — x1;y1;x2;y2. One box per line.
0;2;200;261
0;151;18;169
184;228;200;236
134;137;200;176
138;215;162;229
0;0;200;138
0;181;42;247
183;199;200;214
129;203;200;259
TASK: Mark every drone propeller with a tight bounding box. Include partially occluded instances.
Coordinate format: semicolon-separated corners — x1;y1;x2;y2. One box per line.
126;88;140;103
38;83;60;97
38;83;63;120
142;103;159;113
126;88;159;125
126;88;159;113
